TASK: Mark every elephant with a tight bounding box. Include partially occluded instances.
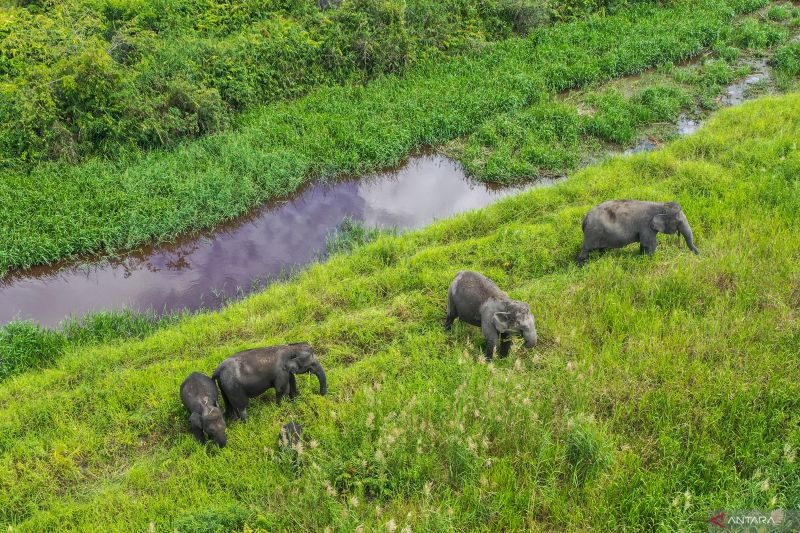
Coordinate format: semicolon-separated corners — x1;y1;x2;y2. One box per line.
180;372;228;447
213;343;327;422
445;270;538;361
577;200;699;266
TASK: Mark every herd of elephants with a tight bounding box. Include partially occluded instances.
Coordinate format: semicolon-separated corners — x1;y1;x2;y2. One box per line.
180;199;699;450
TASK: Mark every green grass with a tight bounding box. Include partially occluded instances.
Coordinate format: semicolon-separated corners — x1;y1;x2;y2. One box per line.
1;91;799;531
0;310;188;380
451;6;800;183
0;0;573;165
0;0;768;276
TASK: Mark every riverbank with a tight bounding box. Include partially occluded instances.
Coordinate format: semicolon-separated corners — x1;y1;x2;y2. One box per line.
0;0;771;276
1;92;798;530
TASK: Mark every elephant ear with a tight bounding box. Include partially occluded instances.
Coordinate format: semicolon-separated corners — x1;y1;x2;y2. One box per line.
650;214;669;233
189;412;202;428
492;312;512;333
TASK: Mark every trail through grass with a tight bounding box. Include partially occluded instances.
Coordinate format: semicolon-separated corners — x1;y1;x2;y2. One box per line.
1;92;798;531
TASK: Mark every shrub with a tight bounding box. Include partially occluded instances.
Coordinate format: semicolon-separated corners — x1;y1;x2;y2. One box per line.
731;19;788;50
174;505;250;533
565;416;613;487
0;321;64;379
772;42;800;77
326;217;392;255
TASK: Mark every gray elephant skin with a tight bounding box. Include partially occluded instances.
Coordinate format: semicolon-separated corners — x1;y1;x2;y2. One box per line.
577;200;699;265
445;270;538;360
213;343;327;422
180;372;228;447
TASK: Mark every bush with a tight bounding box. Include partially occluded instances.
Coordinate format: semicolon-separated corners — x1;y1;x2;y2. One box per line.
772;42;800;77
0;321;64;379
174;505;250;533
731;19;788;50
0;0;665;167
565;416;612;487
326;217;392;255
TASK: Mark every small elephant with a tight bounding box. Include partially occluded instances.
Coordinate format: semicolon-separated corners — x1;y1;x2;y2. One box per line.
180;372;227;447
445;270;538;361
577;200;699;266
213;343;327;422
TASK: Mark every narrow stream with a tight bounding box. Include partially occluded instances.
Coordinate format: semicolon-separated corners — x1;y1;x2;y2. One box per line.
0;155;542;327
0;55;778;327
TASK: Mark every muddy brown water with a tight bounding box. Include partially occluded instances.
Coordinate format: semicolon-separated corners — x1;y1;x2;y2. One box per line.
1;155;549;327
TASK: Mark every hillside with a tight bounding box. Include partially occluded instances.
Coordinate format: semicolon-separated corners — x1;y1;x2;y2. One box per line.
1;93;798;531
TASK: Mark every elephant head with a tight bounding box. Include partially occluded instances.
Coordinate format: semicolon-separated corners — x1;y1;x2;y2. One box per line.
191;399;227;447
285;343;328;395
650;202;699;254
492;300;538;347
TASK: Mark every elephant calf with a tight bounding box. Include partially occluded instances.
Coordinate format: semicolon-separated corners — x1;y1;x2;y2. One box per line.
445;270;538;361
180;372;228;447
577;200;699;266
213;343;327;422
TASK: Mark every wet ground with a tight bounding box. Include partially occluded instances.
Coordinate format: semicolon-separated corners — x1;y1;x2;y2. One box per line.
0;155;541;327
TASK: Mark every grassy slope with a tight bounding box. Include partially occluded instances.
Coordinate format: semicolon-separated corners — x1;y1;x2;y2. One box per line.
1;93;799;531
0;0;760;275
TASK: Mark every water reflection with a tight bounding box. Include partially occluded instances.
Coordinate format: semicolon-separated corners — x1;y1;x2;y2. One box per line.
0;155;543;327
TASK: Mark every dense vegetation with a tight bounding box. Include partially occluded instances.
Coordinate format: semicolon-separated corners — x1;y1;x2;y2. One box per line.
0;310;186;379
0;0;634;166
1;93;798;530
0;0;770;276
451;9;800;181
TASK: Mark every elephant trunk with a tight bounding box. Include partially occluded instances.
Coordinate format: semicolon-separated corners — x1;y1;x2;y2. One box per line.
312;362;328;395
678;218;699;254
522;326;538;348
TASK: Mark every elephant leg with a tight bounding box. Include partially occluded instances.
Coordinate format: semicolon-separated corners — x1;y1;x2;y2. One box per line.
224;386;249;422
639;231;658;255
191;424;207;444
289;374;298;399
497;333;512;358
275;377;291;404
444;295;457;331
481;322;498;361
577;241;591;266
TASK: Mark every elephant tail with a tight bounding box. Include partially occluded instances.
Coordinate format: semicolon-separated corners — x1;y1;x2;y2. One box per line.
212;366;231;413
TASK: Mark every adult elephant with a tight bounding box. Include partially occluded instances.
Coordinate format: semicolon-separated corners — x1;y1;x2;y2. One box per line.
577;200;699;265
213;343;327;422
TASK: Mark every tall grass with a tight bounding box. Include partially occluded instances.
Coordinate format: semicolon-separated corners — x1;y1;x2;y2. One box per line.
0;0;766;276
0;92;798;530
0;310;187;380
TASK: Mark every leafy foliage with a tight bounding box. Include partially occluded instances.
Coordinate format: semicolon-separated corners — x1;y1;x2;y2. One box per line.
0;0;630;166
0;0;761;275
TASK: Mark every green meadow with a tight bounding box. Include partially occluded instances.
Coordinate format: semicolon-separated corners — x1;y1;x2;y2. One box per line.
1;92;798;530
0;0;773;275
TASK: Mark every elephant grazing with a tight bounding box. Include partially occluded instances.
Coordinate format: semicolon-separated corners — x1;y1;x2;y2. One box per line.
577;200;699;266
180;372;228;447
213;343;327;422
445;270;538;361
